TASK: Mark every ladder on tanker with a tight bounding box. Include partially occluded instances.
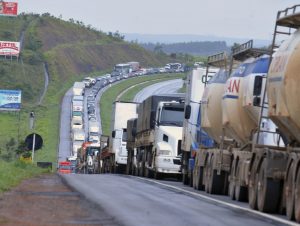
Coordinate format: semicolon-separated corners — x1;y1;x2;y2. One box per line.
203;51;228;86
255;5;300;147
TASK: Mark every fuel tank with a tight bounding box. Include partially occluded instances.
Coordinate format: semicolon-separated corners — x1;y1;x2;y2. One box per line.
222;56;270;144
268;29;300;144
201;69;228;144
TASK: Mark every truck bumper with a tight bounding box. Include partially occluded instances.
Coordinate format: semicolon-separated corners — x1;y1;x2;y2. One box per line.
116;156;127;165
155;156;181;174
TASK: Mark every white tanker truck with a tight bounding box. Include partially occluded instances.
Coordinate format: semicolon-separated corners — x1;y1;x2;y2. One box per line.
191;4;300;223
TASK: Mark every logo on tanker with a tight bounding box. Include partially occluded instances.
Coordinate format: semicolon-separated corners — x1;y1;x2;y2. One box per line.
223;78;240;99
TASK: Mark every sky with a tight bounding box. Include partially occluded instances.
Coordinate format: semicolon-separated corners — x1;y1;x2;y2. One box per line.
17;0;300;41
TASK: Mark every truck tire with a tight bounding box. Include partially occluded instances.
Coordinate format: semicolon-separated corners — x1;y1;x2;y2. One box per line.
193;166;204;190
229;158;237;200
154;171;162;180
248;162;258;210
257;159;281;213
286;161;295;220
235;161;248;202
294;166;300;223
182;151;189;185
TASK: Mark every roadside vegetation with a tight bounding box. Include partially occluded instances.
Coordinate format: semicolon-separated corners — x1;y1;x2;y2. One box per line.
100;73;185;135
0;160;49;192
0;12;190;192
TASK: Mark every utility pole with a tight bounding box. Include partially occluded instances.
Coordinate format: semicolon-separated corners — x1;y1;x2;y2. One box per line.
29;111;36;163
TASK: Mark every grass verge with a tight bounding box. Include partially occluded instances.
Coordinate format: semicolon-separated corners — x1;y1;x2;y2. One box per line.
0;160;49;192
100;73;185;135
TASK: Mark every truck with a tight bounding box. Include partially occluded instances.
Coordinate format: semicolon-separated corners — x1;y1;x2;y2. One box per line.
127;61;140;72
125;118;137;175
72;129;85;157
194;41;281;198
181;67;215;186
127;94;185;179
71;118;83;130
101;101;138;173
77;142;100;174
73;82;85;96
88;121;100;147
254;5;300;221
72;100;83;112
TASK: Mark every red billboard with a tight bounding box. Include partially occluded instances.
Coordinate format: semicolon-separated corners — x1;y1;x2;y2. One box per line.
0;2;18;16
0;41;20;56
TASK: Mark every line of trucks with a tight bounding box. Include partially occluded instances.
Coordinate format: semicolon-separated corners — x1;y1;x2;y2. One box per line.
97;5;300;223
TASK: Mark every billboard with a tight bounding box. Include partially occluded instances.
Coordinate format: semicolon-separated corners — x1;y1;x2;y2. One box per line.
0;2;18;16
0;89;21;111
0;41;20;56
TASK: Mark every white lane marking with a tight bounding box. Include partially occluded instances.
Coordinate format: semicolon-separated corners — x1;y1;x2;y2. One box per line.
137;177;299;226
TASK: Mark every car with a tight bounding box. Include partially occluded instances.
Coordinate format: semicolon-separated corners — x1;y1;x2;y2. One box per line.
87;95;95;102
87;101;95;107
89;114;96;120
88;108;95;115
89;116;97;122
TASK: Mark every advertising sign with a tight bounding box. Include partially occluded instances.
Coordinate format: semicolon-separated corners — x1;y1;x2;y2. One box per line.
0;41;20;56
0;2;18;16
0;89;21;111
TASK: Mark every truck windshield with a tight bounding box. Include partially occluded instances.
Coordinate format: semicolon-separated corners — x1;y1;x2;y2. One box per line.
160;106;184;127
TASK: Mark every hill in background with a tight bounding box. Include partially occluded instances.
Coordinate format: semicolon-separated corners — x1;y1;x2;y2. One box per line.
0;13;170;163
141;41;230;56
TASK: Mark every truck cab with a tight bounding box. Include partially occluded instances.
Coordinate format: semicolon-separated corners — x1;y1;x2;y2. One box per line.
153;101;184;174
112;128;128;165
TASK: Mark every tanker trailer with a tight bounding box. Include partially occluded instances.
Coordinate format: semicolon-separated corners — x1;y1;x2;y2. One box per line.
193;52;232;194
251;5;300;220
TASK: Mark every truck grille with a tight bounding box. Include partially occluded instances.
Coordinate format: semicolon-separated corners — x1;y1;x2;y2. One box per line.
173;159;181;165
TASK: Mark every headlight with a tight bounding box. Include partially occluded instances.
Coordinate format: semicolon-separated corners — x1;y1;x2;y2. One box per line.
159;150;171;155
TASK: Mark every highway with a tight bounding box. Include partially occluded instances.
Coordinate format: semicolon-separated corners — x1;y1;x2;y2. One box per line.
134;78;183;102
59;77;297;226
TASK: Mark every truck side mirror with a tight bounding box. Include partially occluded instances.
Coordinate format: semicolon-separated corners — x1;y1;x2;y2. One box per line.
253;76;263;96
112;131;116;138
253;96;261;107
185;105;191;119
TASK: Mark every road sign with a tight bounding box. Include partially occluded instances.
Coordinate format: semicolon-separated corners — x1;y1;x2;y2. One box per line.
25;133;43;151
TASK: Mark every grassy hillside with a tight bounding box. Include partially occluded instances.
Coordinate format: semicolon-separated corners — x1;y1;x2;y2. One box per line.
0;13;170;165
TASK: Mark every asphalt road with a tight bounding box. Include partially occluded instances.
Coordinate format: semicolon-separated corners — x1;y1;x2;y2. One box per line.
62;174;288;226
59;78;297;226
134;78;183;102
58;88;72;162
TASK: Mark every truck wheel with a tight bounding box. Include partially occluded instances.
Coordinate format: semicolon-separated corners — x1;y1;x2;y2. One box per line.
294;166;300;223
248;162;258;209
257;159;281;213
209;170;224;194
145;168;150;178
286;161;295;220
194;166;204;190
235;161;248;202
182;151;189;185
229;158;237;200
189;170;193;187
182;172;189;185
154;171;162;180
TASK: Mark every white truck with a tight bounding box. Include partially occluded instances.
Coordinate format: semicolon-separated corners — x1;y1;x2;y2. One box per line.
88;121;100;147
101;101;138;173
127;94;185;179
127;61;140;72
72;129;85;157
181;67;215;185
72;100;83;112
72;118;83;130
73;82;85;96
